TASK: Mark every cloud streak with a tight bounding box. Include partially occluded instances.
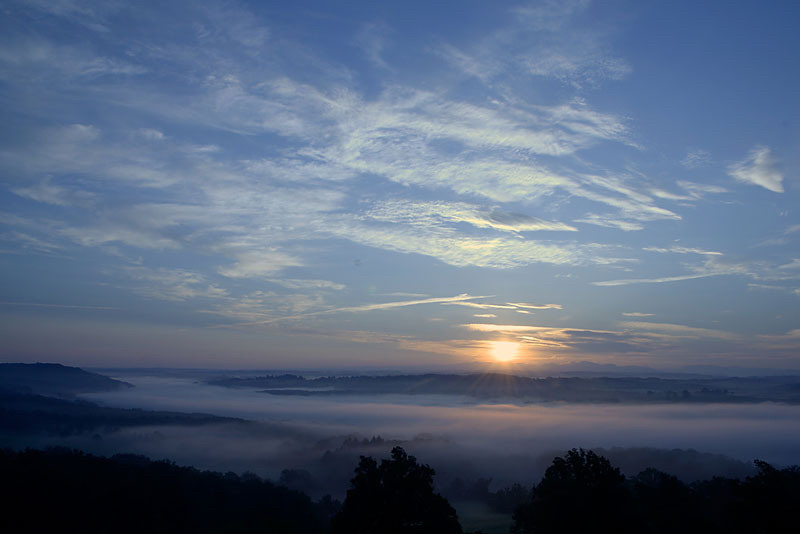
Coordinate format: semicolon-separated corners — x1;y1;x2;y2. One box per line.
593;273;720;287
728;146;783;193
644;246;722;256
232;293;491;327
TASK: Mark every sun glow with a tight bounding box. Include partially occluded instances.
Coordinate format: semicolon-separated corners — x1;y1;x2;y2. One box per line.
489;341;520;363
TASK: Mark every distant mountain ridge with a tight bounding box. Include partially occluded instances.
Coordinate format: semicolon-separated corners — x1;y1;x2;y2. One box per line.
208;372;800;404
0;362;132;397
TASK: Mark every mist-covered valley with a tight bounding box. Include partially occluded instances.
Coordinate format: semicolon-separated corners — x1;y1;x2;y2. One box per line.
6;363;800;532
8;367;798;491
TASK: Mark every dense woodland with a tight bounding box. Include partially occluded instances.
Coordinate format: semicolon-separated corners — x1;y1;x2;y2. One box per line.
510;448;800;534
2;446;799;533
0;447;332;533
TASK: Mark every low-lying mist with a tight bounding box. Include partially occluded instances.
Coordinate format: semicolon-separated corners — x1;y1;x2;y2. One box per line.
58;372;800;497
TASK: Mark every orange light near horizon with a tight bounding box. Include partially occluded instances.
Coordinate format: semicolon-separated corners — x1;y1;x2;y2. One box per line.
488;341;520;363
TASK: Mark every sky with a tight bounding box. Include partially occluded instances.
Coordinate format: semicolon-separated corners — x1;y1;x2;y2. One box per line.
0;0;798;370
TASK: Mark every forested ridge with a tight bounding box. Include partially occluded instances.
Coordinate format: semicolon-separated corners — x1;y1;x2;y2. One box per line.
0;389;242;436
0;363;132;397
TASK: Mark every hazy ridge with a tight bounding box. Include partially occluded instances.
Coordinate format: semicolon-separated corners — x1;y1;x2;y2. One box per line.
208;372;800;404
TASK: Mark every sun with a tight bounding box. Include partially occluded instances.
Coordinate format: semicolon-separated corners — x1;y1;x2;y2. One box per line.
488;341;520;363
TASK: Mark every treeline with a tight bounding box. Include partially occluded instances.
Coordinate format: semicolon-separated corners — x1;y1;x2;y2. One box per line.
0;448;335;533
445;448;800;532
510;448;800;534
3;446;799;533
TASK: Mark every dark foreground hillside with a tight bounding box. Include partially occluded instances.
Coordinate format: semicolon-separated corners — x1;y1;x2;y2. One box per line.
3;445;800;533
0;448;331;534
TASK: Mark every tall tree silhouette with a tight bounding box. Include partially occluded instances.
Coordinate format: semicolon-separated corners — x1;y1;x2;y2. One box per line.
512;448;631;534
330;446;462;534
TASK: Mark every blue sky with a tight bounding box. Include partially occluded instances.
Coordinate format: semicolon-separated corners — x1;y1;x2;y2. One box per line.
1;0;798;370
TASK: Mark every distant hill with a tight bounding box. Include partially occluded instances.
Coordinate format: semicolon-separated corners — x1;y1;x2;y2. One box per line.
208;372;800;404
0;362;132;397
0;363;240;438
0;389;243;437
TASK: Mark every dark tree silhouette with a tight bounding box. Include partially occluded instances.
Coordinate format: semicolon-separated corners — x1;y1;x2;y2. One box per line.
330;446;462;534
0;448;326;533
629;467;694;533
512;448;631;534
736;460;800;533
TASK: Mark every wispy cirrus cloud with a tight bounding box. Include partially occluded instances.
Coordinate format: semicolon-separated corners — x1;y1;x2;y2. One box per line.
620;321;738;341
0;301;120;310
593;255;777;287
323;218;592;269
643;246;722;256
353;21;393;70
1;210;183;251
0;230;63;254
649;189;694;202
756;329;800;356
265;278;346;290
229;293;492;327
681;149;712;169
592;273;718;287
507;302;563;310
59;224;181;250
462;323;553;333
0;2;685;283
676;180;729;198
728;146;783;193
442;0;630;88
12;177;93;207
755;224;800;248
574;214;644;231
117;266;229;302
448;302;518;311
566;176;680;222
217;250;304;279
777;259;800;270
0;118;620;274
12;0;120;33
364;200;576;233
2;123;185;189
446;301;562;311
198;290;328;321
461;322;651;354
